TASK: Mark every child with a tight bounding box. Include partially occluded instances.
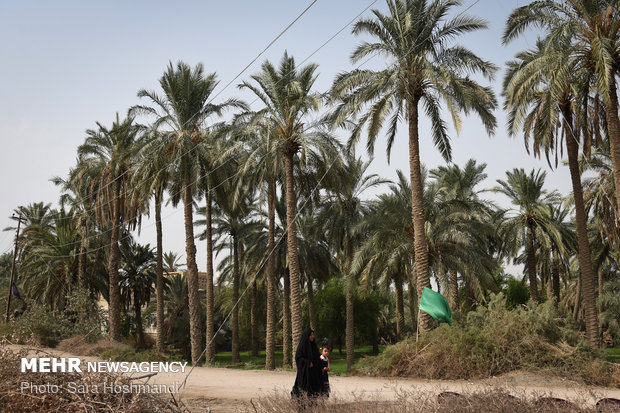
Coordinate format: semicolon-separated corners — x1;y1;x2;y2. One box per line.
319;346;330;396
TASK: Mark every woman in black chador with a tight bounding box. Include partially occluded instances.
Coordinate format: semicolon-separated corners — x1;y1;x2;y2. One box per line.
291;328;322;397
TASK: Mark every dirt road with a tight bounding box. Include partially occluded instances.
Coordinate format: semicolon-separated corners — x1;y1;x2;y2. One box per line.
148;365;620;412
9;345;620;412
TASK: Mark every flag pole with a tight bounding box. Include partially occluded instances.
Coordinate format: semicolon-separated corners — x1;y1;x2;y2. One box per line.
415;308;420;350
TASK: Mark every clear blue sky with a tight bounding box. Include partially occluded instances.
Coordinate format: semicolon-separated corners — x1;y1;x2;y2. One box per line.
0;0;566;277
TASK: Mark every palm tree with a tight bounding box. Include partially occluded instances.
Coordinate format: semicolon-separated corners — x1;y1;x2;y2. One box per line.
503;37;600;346
239;52;340;348
429;159;497;311
198;169;258;363
130;130;172;354
163;251;185;274
583;147;618;247
52;161;99;289
77;114;143;341
17;207;81;310
316;154;387;371
353;171;416;337
330;0;497;331
163;273;190;358
195;130;233;363
119;238;156;349
504;0;620;221
234;119;283;370
494;169;563;304
131;61;244;364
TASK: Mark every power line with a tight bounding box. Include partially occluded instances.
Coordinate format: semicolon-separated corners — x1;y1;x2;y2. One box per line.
55;0;321;214
42;0;380;253
208;0;320;106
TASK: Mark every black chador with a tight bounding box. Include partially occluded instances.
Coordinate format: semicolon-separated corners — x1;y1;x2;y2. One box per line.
291;328;322;397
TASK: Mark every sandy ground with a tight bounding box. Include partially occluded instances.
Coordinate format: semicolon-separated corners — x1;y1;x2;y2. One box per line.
7;344;620;412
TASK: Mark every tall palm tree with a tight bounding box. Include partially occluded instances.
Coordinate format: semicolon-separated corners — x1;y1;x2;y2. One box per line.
503;0;620;230
316;154;387;371
198;169;258;363
195;130;232;363
131;130;173;354
77;115;143;341
131;61;244;364
52;161;99;289
503;37;600;347
330;0;497;331
494;169;562;304
239;52;340;348
234;118;283;369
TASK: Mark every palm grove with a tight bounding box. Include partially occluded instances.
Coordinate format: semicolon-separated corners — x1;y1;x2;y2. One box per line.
2;0;620;370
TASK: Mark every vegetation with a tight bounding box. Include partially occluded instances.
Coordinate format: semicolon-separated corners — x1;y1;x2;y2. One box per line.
356;294;620;387
1;0;619;389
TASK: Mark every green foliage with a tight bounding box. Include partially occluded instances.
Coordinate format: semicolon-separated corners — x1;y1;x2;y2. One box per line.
598;277;620;346
1;288;102;347
504;278;530;309
313;278;385;350
356;294;619;386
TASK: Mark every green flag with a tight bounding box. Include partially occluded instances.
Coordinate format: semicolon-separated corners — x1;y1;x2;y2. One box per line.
419;287;452;326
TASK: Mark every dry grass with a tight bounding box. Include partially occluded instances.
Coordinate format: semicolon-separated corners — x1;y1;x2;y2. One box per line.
355;295;620;388
243;389;619;413
0;347;187;412
57;335;119;357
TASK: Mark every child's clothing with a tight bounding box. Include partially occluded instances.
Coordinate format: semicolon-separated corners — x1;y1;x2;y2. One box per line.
319;354;330;395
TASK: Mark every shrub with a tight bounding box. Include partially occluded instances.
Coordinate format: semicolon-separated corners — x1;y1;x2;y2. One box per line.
355;293;620;387
1;288;102;347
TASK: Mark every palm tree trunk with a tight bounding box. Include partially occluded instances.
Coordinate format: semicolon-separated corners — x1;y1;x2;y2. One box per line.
604;79;620;217
465;277;475;312
408;269;417;329
283;267;292;368
78;218;87;289
573;274;581;320
134;287;144;349
345;238;354;372
205;190;215;363
155;191;164;353
284;152;303;352
526;224;539;304
108;180;122;341
552;250;560;305
232;235;240;363
307;276;316;332
395;273;405;340
183;185;202;365
565;110;599;347
449;269;458;313
408;98;433;331
598;268;604;299
251;280;258;357
265;180;277;370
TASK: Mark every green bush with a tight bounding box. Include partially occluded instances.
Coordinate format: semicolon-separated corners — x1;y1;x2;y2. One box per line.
2;288;102;347
311;278;387;352
355;293;620;386
504;278;529;309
